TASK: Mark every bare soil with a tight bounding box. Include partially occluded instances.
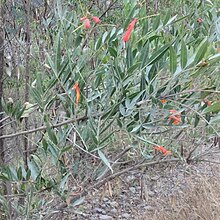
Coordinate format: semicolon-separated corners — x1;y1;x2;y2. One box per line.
45;149;220;220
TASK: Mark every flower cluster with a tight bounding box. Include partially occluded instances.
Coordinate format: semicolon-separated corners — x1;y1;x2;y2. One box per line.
153;146;171;156
80;15;101;29
169;109;181;125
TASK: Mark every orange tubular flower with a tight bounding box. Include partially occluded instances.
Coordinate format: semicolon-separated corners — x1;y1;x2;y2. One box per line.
123;18;138;43
169;109;181;125
92;16;101;24
154;146;172;156
161;99;167;104
73;82;80;107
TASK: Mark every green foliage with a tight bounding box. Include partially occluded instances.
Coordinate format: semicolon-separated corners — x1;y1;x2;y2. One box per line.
1;0;220;218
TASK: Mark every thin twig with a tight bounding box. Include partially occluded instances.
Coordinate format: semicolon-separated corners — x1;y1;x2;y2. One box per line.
113;146;133;163
99;0;119;19
199;159;220;165
0;116;9;123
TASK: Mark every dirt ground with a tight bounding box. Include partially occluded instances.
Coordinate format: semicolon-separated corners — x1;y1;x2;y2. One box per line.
44;148;220;220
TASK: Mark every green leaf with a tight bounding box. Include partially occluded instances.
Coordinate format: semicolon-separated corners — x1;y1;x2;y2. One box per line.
46;123;58;145
203;102;220;114
108;47;117;58
98;150;113;173
163;10;171;25
194;37;208;65
102;31;109;43
145;41;175;67
194;114;200;127
75;34;83;47
140;41;149;68
47;54;58;76
130;91;145;107
55;32;61;71
164;14;178;26
61;145;72;154
126;44;133;69
99;131;114;146
8;166;18;181
152;15;160;30
95;37;102;50
59;174;70;190
20;103;36;118
169;46;177;74
48;143;60;163
26;170;31;180
124;7;136;28
17;167;22;181
72;197;85;207
28;159;40;181
127;62;141;74
210;113;220;124
180;40;187;69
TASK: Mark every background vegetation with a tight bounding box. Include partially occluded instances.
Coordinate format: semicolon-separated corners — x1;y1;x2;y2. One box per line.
0;0;219;219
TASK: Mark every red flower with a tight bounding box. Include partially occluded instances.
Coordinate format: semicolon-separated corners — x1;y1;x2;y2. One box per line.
169;109;181;125
154;146;172;156
92;16;101;24
197;18;203;23
161;99;167;104
84;18;91;29
123;18;138;43
80;17;91;29
204;99;211;106
73;82;80;107
207;101;211;106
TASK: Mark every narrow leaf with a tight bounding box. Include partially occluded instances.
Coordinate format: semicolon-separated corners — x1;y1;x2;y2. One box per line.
169;46;177;74
28;159;40;181
72;197;85;207
180;40;187;69
98;150;113;173
146;42;173;67
194;37;208;65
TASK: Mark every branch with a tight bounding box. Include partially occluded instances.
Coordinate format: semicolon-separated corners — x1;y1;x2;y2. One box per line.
0;113;102;140
99;0;119;19
0;116;10;124
89;158;180;190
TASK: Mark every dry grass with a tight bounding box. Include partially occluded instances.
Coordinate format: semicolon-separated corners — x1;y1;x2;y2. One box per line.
147;169;220;220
